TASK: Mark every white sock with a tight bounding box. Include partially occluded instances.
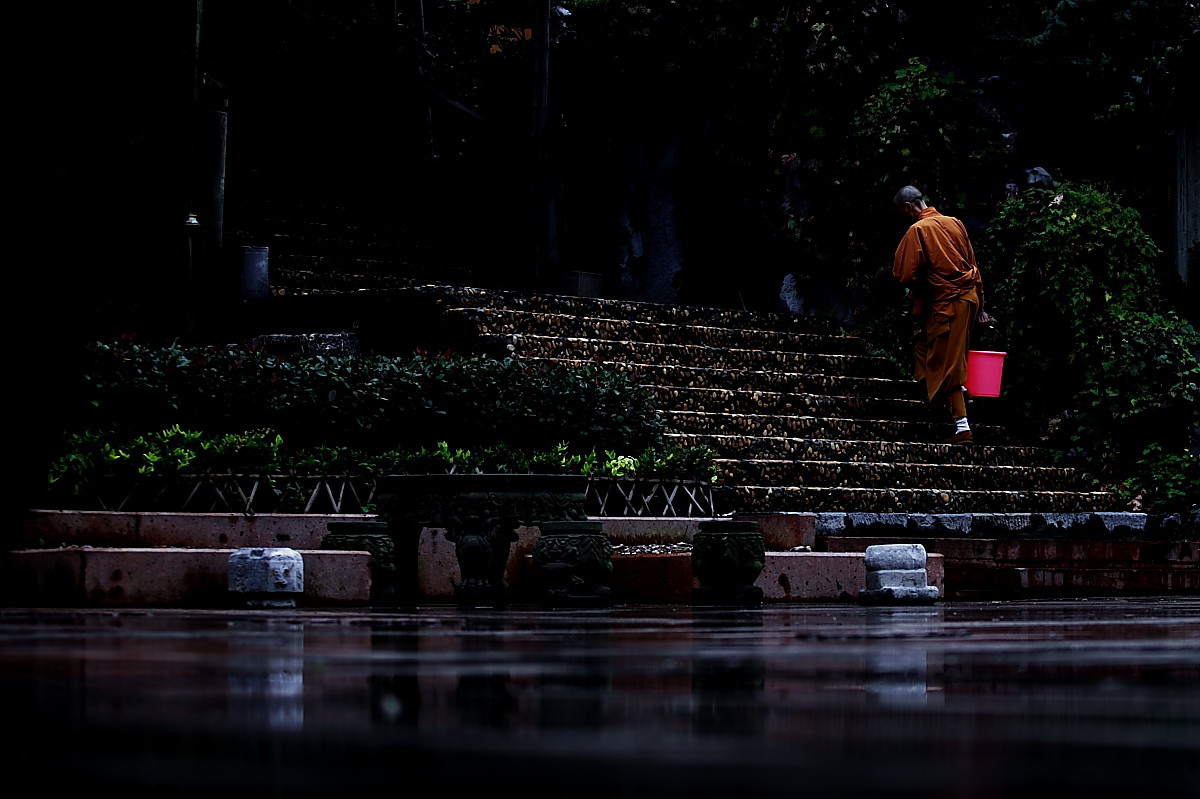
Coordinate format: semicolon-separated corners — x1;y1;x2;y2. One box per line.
955;417;971;433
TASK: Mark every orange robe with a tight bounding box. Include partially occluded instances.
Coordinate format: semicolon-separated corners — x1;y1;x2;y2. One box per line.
892;207;984;406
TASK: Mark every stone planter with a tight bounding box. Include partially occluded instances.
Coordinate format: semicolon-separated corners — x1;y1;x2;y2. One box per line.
321;520;396;603
691;519;766;606
531;520;613;607
373;474;589;608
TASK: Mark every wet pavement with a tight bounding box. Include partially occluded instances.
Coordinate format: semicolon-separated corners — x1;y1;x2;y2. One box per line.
2;598;1198;798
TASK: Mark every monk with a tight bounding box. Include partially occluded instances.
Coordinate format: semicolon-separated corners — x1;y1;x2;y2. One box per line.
892;186;988;444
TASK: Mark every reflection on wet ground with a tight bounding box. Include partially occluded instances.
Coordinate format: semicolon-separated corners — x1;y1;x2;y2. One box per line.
1;598;1197;798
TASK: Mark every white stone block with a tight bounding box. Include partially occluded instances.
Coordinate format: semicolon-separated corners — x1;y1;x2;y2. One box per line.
864;543;927;571
229;547;304;606
866;568;929;590
859;585;940;604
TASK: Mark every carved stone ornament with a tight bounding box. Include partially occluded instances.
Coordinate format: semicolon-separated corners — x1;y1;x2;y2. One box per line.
691;519;766;606
374;474;589;608
532;520;613;607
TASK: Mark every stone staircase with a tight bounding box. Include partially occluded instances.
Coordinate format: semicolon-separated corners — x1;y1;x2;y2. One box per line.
361;283;1196;599
393;283;1129;520
218;186;1196;599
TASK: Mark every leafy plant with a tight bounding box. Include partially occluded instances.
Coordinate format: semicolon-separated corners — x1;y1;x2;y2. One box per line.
45;429;720;510
71;341;667;454
45;425;284;503
848;57;1010;213
1116;442;1200;513
978;182;1199;510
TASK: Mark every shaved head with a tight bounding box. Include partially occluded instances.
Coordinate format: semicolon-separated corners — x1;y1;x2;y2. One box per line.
894;186;924;205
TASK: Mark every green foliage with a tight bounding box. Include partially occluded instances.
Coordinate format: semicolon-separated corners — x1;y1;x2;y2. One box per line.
980;183;1166;413
73;341;666;454
848;57;1010;214
367;440;719;481
45;339;717;506
47;426;285;500
45;430;720;506
1017;0;1199;125
978;182;1199;510
1123;442;1200;512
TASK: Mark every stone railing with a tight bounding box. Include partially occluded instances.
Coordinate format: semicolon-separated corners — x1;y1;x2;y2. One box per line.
75;474;716;518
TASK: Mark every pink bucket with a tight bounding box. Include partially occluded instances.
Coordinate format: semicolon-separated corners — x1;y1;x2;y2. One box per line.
965;350;1006;397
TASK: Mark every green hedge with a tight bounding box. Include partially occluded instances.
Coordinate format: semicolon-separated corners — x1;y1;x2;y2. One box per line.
43;340;720;507
71;340;666;453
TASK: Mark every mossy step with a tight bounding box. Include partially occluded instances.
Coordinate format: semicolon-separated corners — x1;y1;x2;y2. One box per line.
664;413;1032;448
714;458;1097;492
406;284;849;335
449;307;871;355
723;485;1128;514
645;383;935;417
519;360;920;403
504;335;890;377
667;432;1059;466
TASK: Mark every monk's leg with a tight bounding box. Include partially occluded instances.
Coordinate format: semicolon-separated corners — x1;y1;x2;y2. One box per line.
939;300;977;443
946;388;966;419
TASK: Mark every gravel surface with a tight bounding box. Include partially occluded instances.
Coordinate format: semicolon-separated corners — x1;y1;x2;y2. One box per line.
611;542;693;554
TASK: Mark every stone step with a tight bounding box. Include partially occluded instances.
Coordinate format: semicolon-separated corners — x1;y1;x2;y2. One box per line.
8;511;927;606
506;335;891;378
449;307;872;354
810;510;1158;537
714;458;1096;492
3;546;374;608
646;381;944;415
525;360;920;403
16;511;1190;607
664;411;1025;447
405;284;848;335
4;544;945;607
819;535;1200;600
724;485;1129;514
667;431;1059;466
228;284;1122;519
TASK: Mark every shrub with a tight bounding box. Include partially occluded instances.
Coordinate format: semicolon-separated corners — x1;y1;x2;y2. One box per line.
43;430;719;509
44;339;708;507
978;182;1199;511
70;341;666;454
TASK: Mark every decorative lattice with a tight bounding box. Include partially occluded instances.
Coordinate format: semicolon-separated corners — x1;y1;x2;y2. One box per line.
84;475;715;518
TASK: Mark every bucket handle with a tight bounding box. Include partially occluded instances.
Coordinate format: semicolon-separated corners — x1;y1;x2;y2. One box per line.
972;316;1006;351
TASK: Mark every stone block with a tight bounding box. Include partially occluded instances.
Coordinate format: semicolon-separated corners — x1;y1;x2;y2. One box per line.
611;554;694;604
865;543;927;571
859;586;940;604
228;548;304;607
301;550;373;605
758;552;865;601
3;547;370;608
735;512;816;550
21;509;378;550
866;568;929;590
